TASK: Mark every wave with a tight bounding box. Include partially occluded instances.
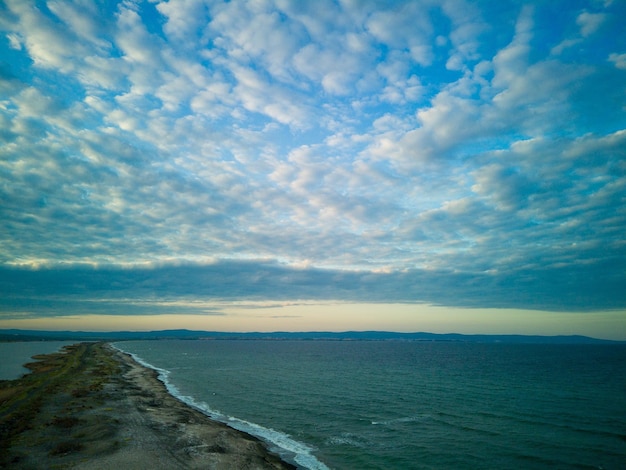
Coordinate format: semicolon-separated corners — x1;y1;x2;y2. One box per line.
371;415;431;425
112;344;329;470
326;432;367;448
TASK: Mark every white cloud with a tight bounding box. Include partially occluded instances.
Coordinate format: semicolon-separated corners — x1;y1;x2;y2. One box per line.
293;42;370;95
366;3;433;50
207;0;306;84
115;5;163;68
276;0;344;41
47;0;111;49
156;0;207;45
231;66;311;127
471;163;537;211
442;0;486;71
376;53;425;104
13;86;64;117
0;0;624;313
551;38;581;56
4;0;86;72
491;5;533;89
552;10;607;55
6;32;21;50
608;52;626;70
576;11;606;37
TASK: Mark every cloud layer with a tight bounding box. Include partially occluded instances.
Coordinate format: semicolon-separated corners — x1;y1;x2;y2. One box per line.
1;259;624;318
1;0;625;315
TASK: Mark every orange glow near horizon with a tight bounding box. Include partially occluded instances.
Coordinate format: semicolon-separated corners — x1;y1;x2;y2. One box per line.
0;303;624;341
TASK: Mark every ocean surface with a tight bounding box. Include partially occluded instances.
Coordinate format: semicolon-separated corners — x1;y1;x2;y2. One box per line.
114;340;626;469
0;341;75;380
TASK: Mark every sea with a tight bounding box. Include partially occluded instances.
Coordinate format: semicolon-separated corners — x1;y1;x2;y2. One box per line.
112;340;626;469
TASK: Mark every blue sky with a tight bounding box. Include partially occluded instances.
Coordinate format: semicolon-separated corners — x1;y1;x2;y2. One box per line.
1;0;625;339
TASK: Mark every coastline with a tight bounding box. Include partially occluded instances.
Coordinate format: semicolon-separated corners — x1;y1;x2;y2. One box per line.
0;342;296;469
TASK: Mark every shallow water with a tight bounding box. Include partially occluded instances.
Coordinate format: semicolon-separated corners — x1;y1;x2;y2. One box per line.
115;340;626;469
0;341;75;380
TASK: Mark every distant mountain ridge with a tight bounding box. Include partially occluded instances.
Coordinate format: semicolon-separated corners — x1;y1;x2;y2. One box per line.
0;329;622;344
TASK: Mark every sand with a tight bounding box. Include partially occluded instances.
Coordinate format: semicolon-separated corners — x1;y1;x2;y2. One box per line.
0;342;296;469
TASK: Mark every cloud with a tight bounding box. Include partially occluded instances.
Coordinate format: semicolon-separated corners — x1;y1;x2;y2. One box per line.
209;0;307;83
471;164;538;211
0;260;624;317
156;0;207;46
0;0;625;319
6;32;21;50
576;11;606;37
3;0;85;72
551;8;609;55
47;0;112;49
608;52;626;70
441;0;486;71
365;2;433;64
231;65;312;127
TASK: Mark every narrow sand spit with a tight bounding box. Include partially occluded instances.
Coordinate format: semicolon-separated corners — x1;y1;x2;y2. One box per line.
0;342;296;469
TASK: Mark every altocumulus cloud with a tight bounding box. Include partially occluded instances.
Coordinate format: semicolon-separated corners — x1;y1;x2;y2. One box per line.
0;0;625;318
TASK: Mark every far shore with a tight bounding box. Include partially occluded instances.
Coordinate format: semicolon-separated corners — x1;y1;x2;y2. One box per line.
0;342;296;469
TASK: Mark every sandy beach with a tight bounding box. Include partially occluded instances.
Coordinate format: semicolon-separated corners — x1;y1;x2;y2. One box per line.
0;342;296;469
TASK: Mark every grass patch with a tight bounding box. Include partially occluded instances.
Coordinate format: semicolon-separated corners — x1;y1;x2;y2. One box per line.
0;342;122;466
71;387;90;398
51;415;81;428
49;440;84;456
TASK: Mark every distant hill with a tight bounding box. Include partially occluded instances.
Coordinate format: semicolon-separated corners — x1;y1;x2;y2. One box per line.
0;329;622;344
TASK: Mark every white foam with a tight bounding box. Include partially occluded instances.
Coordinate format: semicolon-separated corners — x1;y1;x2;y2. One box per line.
326;432;365;448
371;415;430;425
112;344;329;470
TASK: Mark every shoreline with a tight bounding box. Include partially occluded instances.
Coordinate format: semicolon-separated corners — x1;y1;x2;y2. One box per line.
0;342;296;469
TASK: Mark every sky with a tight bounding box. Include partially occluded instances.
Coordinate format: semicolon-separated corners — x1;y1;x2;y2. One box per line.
1;0;625;340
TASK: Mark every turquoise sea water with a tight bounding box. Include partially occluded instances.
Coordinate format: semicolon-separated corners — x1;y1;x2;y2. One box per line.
115;340;626;469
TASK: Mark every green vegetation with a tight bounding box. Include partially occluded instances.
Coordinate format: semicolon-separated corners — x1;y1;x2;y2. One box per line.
0;342;122;467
